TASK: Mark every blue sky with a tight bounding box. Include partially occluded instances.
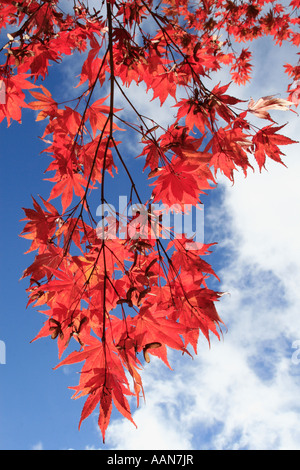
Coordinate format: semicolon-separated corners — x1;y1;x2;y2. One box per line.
1;4;300;451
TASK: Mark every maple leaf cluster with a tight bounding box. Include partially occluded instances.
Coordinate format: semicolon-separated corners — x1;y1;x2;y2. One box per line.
0;0;299;442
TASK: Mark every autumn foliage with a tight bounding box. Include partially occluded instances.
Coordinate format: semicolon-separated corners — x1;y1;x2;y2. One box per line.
0;0;299;442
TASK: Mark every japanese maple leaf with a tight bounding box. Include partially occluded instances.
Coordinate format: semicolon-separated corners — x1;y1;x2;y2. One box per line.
57;107;83;137
50;174;85;213
209;127;253;180
149;69;177;106
174;98;208;134
54;339;136;441
20;196;59;253
17;41;62;81
248;95;294;121
87;96;123;137
290;0;300;8
34;260;88;311
138;139;161;172
230;48;252;85
21;245;63;282
180;289;224;349
75;35;104;88
81;136;117;184
133;306;191;367
77;369;135;442
150;157;211;207
169;236;220;280
0;74;36;126
31;305;88;359
252;124;298;170
29;85;57;121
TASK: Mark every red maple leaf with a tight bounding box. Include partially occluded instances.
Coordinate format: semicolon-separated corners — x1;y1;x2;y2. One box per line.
150;157;213;207
252;124;298;170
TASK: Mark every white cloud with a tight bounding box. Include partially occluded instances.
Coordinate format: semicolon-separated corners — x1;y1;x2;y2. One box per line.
31;441;44;450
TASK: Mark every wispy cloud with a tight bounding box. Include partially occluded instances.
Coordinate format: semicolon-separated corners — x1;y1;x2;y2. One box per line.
31;441;43;450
